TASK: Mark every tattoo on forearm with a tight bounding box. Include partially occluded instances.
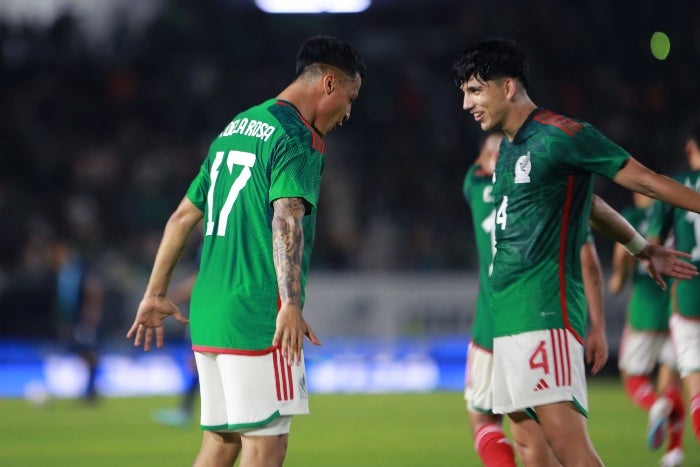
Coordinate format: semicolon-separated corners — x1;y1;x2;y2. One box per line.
272;198;305;308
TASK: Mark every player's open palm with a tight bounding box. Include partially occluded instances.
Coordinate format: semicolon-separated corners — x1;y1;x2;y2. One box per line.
637;243;698;290
127;295;189;351
273;304;321;367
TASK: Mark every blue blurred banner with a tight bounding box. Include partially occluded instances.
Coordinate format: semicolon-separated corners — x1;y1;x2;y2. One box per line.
0;336;469;400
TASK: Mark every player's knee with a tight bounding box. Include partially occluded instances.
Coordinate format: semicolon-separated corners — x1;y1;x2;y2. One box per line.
196;431;241;466
241;434;288;467
541;423;598;465
511;437;557;467
469;412;502;436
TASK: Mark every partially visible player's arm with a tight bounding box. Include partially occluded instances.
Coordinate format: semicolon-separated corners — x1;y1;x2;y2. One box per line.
589;195;697;289
607;242;633;294
581;241;608;374
127;196;201;350
613;157;700;213
271;197;321;366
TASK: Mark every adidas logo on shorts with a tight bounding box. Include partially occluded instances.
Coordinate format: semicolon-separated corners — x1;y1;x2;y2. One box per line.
534;378;550;392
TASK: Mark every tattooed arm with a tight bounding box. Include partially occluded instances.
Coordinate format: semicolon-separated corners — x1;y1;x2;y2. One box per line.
271;197;321;365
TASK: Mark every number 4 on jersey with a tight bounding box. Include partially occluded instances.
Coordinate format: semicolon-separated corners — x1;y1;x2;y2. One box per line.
206;150;256;236
496;195;508;231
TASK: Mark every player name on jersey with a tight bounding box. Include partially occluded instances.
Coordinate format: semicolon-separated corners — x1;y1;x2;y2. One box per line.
220;117;277;141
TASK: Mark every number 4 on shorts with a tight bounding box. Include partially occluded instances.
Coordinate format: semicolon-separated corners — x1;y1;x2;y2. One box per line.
529;340;550;374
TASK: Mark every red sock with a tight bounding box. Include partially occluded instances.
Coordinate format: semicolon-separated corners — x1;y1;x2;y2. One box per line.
691;394;700;443
625;375;657;410
668;392;685;452
664;386;685;451
667;418;684;451
474;423;516;467
664;385;686;421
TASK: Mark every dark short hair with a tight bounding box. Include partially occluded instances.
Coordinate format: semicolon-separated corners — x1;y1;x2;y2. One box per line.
296;35;366;80
453;39;529;89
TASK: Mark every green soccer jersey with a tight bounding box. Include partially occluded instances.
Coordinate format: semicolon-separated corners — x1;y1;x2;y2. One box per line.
647;170;700;318
186;99;325;351
463;163;497;350
622;206;670;330
490;109;630;341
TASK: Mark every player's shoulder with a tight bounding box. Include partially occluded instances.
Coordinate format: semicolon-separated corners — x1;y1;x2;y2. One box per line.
531;108;587;138
268;100;326;154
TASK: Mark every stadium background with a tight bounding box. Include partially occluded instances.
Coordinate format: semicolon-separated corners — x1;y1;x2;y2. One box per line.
0;0;699;397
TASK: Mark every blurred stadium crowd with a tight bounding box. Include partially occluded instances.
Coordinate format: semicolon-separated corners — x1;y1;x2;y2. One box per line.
1;0;699;339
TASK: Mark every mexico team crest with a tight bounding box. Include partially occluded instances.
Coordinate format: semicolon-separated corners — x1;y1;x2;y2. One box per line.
515;152;531;184
299;374;308;399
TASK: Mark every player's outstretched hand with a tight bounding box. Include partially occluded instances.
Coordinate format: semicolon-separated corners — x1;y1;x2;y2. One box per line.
635;243;698;290
273;304;321;367
126;295;189;351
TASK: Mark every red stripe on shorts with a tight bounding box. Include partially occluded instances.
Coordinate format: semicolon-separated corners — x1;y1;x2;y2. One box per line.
551;328;572;386
279;349;289;401
550;329;560;386
272;348;282;401
563;330;572;385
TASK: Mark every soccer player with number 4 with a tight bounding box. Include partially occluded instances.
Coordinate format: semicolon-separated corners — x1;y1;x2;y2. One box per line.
453;39;700;466
463;133;608;467
127;35;365;466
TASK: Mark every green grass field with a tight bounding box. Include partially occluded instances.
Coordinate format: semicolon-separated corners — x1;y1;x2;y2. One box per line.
1;378;697;466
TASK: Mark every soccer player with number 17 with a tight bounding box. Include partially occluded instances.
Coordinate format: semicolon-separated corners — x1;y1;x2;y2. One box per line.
127;35;365;466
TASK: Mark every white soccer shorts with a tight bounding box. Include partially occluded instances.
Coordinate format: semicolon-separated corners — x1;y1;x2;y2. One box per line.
464;342;495;413
670;314;700;378
195;347;309;435
618;326;676;375
492;328;588;416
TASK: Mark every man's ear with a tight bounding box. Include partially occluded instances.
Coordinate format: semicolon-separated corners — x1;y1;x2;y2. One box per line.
504;78;519;100
324;74;334;95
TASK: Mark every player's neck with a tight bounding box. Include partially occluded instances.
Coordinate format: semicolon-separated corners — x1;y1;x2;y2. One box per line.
277;82;324;136
502;100;537;141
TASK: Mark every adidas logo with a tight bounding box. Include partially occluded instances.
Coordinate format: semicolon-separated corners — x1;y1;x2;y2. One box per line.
534;378;550;392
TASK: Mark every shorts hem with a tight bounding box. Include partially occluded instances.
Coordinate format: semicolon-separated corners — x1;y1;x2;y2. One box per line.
193;345;276;356
680;367;700;378
468;404;494;415
495;398;588;419
201;411;281;432
493;395;574;415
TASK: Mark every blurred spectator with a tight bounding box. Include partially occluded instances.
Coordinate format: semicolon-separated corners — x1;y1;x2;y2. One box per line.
47;236;104;403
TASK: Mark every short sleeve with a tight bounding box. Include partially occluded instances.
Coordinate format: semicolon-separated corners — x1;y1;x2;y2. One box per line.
186;159;210;211
564;124;631;180
268;136;323;210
